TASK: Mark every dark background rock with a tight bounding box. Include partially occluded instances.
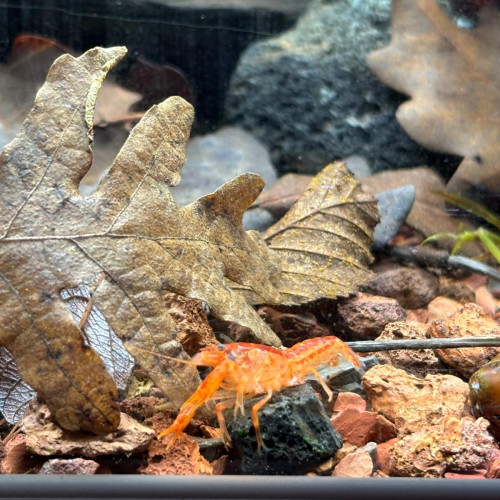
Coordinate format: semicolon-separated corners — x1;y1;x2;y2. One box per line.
227;384;342;474
336;293;407;340
0;0;310;131
362;265;440;309
224;0;461;176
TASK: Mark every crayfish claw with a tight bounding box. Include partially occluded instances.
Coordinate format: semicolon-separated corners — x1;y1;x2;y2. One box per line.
160;431;182;451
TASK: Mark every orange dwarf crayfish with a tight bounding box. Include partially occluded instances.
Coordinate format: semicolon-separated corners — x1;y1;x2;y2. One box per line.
158;336;361;450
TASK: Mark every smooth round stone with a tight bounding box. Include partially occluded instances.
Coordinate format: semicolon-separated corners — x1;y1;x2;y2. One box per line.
172;126;277;204
372;184;416;249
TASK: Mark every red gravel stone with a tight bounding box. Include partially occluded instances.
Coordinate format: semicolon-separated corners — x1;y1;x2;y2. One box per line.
330;392;397;447
332;451;374;477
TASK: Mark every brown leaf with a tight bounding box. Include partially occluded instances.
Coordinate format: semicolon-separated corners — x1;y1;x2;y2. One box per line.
0;35;141;145
0;46;282;435
262;162;378;305
0;35;142;201
0;281;135;426
367;0;500;194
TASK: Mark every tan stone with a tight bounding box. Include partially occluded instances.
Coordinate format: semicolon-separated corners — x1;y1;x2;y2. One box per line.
475;286;499;319
374;321;440;376
427;303;500;377
332;451;374;477
390;417;498;478
405;308;428;323
362;364;469;435
427;296;462;323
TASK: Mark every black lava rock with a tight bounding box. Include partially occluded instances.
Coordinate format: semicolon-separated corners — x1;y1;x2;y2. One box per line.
225;0;460;175
226;384;342;475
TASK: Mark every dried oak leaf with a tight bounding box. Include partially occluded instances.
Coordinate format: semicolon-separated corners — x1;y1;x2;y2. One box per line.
262;162;379;305
0;46;281;435
367;0;500;194
0;35;141;148
0;281;135;426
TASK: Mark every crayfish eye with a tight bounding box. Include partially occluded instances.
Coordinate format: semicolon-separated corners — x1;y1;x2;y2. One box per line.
217;343;225;351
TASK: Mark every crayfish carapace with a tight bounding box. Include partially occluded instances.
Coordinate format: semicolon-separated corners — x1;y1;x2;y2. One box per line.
159;336;361;450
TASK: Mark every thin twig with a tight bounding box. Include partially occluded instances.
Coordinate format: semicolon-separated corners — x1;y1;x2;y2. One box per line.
347;336;500;353
2;421;21;445
390;245;500;281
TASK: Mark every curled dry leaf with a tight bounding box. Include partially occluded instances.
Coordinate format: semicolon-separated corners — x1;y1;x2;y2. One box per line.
0;281;135;425
0;46;282;435
60;282;135;391
0;347;36;424
367;0;500;194
262;162;378;305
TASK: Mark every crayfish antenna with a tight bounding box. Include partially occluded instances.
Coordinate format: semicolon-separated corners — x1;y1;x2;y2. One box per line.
128;346;198;366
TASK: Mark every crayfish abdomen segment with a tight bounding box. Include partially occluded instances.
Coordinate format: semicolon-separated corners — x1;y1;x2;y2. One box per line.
285;336;360;380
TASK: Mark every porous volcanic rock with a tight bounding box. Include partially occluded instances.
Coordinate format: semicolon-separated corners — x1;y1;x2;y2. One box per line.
227;384;343;474
139;434;213;475
363;265;439;309
389;417;498;478
374;321;441;376
427;303;500;378
225;0;454;175
362;365;470;436
337;293;406;340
